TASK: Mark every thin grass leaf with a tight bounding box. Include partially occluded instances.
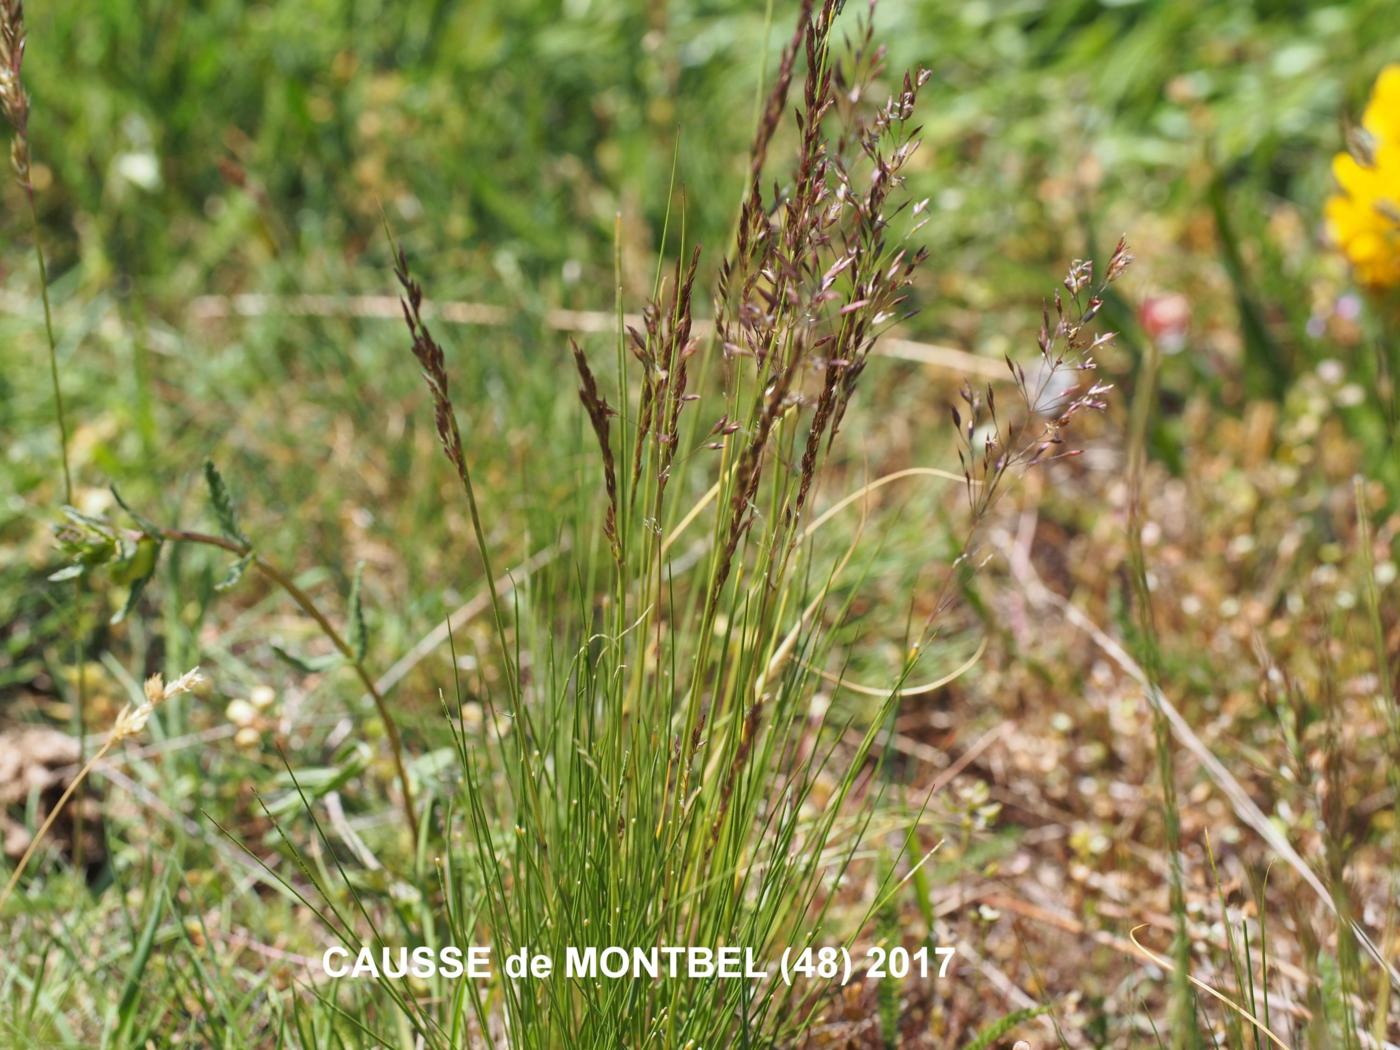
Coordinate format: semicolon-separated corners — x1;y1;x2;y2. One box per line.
111;884;166;1046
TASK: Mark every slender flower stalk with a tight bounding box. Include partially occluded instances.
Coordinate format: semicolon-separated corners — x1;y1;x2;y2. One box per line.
0;669;205;911
1128;335;1195;1044
392;239;517;708
2;0;70;498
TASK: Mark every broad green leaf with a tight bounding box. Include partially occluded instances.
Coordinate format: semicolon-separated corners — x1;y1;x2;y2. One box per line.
112;567;155;624
62;505;115;534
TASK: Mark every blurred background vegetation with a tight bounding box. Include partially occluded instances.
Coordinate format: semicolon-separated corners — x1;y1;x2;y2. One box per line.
4;0;1397;505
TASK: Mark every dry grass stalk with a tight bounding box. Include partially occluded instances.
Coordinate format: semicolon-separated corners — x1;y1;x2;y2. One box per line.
954;238;1130;520
4;0;86;872
178;292;1008;378
0;669;205;911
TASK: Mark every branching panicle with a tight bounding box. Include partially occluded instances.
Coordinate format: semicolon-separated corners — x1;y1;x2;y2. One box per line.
703;0;935;608
955;238;1132;518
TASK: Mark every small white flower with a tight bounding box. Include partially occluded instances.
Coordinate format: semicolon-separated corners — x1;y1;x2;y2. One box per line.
113;151;161;191
225;698;258;728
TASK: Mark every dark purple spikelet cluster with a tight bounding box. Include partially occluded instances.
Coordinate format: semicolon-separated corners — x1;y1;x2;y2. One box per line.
570;337;621;561
393;244;472;497
627;244;703;510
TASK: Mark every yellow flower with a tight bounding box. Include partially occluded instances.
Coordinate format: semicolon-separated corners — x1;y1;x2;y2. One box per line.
1327;65;1400;289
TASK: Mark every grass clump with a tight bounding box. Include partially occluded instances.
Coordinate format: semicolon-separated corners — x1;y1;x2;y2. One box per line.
342;4;1129;1043
373;4;957;1042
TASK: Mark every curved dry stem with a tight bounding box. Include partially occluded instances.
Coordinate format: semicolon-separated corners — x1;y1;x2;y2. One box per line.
1129;925;1292;1050
762;466;976;698
810;635;987;698
798;466;967;540
0;738;112;912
